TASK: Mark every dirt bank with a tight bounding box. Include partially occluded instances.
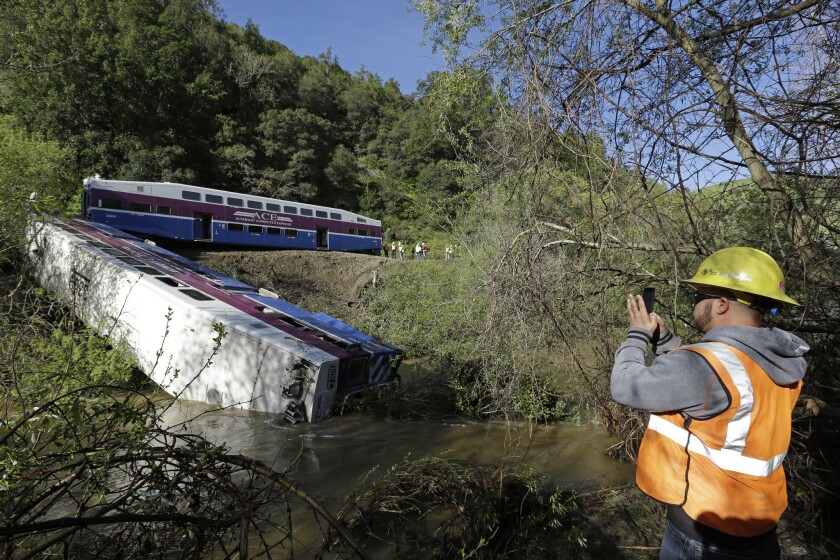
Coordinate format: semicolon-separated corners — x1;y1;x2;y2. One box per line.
181;247;406;323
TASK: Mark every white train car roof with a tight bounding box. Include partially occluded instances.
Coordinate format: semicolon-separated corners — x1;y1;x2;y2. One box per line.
36;217;338;363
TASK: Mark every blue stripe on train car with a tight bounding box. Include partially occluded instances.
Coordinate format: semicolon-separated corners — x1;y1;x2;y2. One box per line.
89;210;381;252
213;225;317;249
248;295;368;345
310;313;374;342
88;209;194;239
327;233;381;252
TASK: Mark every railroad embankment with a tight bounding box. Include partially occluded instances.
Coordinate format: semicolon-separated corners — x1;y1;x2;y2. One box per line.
184;248;405;322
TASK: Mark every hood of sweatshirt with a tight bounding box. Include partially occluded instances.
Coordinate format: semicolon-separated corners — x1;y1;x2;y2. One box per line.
703;325;809;385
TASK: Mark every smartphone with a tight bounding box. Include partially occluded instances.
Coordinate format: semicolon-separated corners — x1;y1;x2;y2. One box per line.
642;287;655;313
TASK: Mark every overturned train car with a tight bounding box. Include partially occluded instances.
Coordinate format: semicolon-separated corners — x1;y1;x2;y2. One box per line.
27;215;402;423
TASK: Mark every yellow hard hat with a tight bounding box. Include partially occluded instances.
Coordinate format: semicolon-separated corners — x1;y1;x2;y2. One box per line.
684;247;799;306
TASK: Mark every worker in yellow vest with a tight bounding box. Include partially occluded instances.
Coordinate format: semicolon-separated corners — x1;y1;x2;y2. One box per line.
611;248;808;560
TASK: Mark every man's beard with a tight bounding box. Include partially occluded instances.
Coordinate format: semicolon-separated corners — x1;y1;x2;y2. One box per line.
693;304;713;332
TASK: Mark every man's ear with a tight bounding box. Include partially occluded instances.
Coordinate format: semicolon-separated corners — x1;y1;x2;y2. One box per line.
714;297;731;315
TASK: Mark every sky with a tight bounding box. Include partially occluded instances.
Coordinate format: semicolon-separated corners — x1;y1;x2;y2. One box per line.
214;0;444;94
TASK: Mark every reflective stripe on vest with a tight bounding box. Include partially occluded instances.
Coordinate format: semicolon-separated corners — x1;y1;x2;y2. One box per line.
647;343;786;477
647;415;786;477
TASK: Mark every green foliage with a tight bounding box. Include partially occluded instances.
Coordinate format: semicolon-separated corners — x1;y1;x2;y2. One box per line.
357;259;485;360
0;116;75;266
0;297;138;406
0;0;471;222
29;328;136;388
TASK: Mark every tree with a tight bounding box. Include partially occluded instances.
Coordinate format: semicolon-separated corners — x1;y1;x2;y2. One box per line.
414;0;840;289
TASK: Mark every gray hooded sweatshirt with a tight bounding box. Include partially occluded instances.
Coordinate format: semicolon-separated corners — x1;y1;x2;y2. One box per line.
611;324;809;418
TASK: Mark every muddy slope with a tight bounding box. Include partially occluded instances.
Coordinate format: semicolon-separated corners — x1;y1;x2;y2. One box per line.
184;248;405;322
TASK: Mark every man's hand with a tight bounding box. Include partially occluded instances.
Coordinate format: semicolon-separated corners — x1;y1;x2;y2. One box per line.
627;294;660;333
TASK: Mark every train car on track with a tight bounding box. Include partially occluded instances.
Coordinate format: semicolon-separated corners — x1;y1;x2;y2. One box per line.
27;215;401;423
82;176;383;253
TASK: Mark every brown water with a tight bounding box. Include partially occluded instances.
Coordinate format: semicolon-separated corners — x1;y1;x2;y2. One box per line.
161;401;633;494
156;365;634;557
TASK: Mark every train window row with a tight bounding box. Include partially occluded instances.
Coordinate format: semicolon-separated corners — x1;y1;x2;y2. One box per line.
96;199;377;237
180;190;340;220
65;224;217;305
100;198;173;215
348;228;379;237
99;195;376;230
227;223;298;237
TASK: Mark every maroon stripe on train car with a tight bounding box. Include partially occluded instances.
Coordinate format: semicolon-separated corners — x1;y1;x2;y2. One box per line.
67;219;364;360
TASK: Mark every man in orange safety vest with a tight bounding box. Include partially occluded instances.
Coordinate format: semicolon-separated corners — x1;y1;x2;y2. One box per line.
611;247;808;560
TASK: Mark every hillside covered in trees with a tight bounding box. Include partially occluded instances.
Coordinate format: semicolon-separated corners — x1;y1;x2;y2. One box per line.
0;0;480;237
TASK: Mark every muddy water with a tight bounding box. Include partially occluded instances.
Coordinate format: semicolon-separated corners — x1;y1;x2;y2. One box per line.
156;363;634;556
161;400;633;496
158;364;633;499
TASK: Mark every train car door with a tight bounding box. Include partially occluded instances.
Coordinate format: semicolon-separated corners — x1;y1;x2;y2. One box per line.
316;227;328;249
193;212;213;240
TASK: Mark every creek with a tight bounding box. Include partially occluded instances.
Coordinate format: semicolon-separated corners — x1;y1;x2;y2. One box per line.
155;360;634;556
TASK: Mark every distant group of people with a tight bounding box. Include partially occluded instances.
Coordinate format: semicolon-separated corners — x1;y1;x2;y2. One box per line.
382;241;403;259
381;241;457;261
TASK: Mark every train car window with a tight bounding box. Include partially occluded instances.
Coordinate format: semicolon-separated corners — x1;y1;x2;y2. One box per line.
206;194;223;204
182;191;201;201
101;198;122;209
358;229;367;236
129;202;151;213
136;186;145;192
180;289;213;301
300;208;313;216
280;317;312;331
247;200;263;209
315;333;353;350
330;212;341;220
156;205;171;215
248;225;262;234
283;205;298;214
267;227;282;235
285;229;298;238
347;357;370;387
136;266;162;275
266;203;280;211
228;223;244;231
348;228;356;235
156;277;181;287
255;306;279;314
315;210;328;218
369;231;378;237
357;217;367;223
227;197;243;207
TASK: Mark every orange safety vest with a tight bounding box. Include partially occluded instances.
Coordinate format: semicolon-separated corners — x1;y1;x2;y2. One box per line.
636;342;801;537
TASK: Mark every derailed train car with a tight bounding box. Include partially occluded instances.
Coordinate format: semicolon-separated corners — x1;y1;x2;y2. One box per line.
27;215;402;423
